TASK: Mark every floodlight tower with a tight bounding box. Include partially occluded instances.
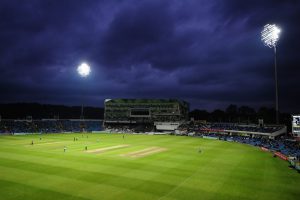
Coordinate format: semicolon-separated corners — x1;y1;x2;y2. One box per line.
261;24;281;124
77;62;91;119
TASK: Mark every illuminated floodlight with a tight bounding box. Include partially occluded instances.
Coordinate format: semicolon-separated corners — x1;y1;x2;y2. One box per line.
261;24;281;48
77;62;91;77
261;23;281;124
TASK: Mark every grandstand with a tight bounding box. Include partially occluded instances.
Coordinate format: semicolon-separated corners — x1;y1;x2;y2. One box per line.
0;119;103;134
176;122;286;138
292;115;300;139
205;122;285;138
175;122;300;158
104;99;189;132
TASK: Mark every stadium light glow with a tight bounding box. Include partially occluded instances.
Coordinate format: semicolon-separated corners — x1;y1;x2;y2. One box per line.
77;62;91;77
261;24;281;124
261;24;281;48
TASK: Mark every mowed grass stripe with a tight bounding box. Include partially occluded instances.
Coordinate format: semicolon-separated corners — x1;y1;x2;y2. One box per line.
0;151;203;189
0;179;90;200
0;137;282;174
0;137;281;179
0;150;155;177
0;146;202;173
0;140;220;172
0;157;185;196
0;142;230;191
159;151;262;200
0;165;161;200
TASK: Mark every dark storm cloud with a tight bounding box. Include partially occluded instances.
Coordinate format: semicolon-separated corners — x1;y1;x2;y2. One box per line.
0;0;299;113
100;1;174;67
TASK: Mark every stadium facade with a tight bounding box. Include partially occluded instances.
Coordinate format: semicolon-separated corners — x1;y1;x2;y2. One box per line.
292;115;300;139
103;99;189;131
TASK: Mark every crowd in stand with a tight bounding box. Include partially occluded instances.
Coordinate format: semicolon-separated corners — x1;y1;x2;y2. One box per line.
178;122;283;133
209;123;282;133
0;119;103;134
198;133;300;158
177;122;299;158
105;123;154;133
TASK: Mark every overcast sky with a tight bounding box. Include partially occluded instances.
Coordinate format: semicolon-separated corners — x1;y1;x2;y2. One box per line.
0;0;299;112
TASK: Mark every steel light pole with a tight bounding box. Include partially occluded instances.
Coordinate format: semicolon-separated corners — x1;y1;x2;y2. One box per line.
77;62;91;119
261;24;281;124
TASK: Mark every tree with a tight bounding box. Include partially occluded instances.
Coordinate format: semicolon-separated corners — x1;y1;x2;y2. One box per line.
189;109;209;121
226;104;238;122
257;107;276;124
211;109;225;122
238;106;256;123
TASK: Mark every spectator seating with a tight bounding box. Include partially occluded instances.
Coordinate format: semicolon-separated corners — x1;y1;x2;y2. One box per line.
0;119;103;134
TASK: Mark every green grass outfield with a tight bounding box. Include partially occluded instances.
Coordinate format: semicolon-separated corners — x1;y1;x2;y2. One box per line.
0;133;299;200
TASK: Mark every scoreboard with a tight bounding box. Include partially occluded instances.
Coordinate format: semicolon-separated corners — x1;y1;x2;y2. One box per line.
292;115;300;138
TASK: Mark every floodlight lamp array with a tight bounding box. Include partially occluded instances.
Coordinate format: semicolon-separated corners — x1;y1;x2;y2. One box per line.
77;63;91;77
261;24;280;48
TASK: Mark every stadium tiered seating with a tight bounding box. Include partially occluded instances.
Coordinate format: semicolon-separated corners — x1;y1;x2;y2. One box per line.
0;119;103;134
209;123;282;133
175;122;299;158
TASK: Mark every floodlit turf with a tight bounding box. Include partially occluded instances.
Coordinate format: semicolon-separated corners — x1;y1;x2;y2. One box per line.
0;133;299;200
